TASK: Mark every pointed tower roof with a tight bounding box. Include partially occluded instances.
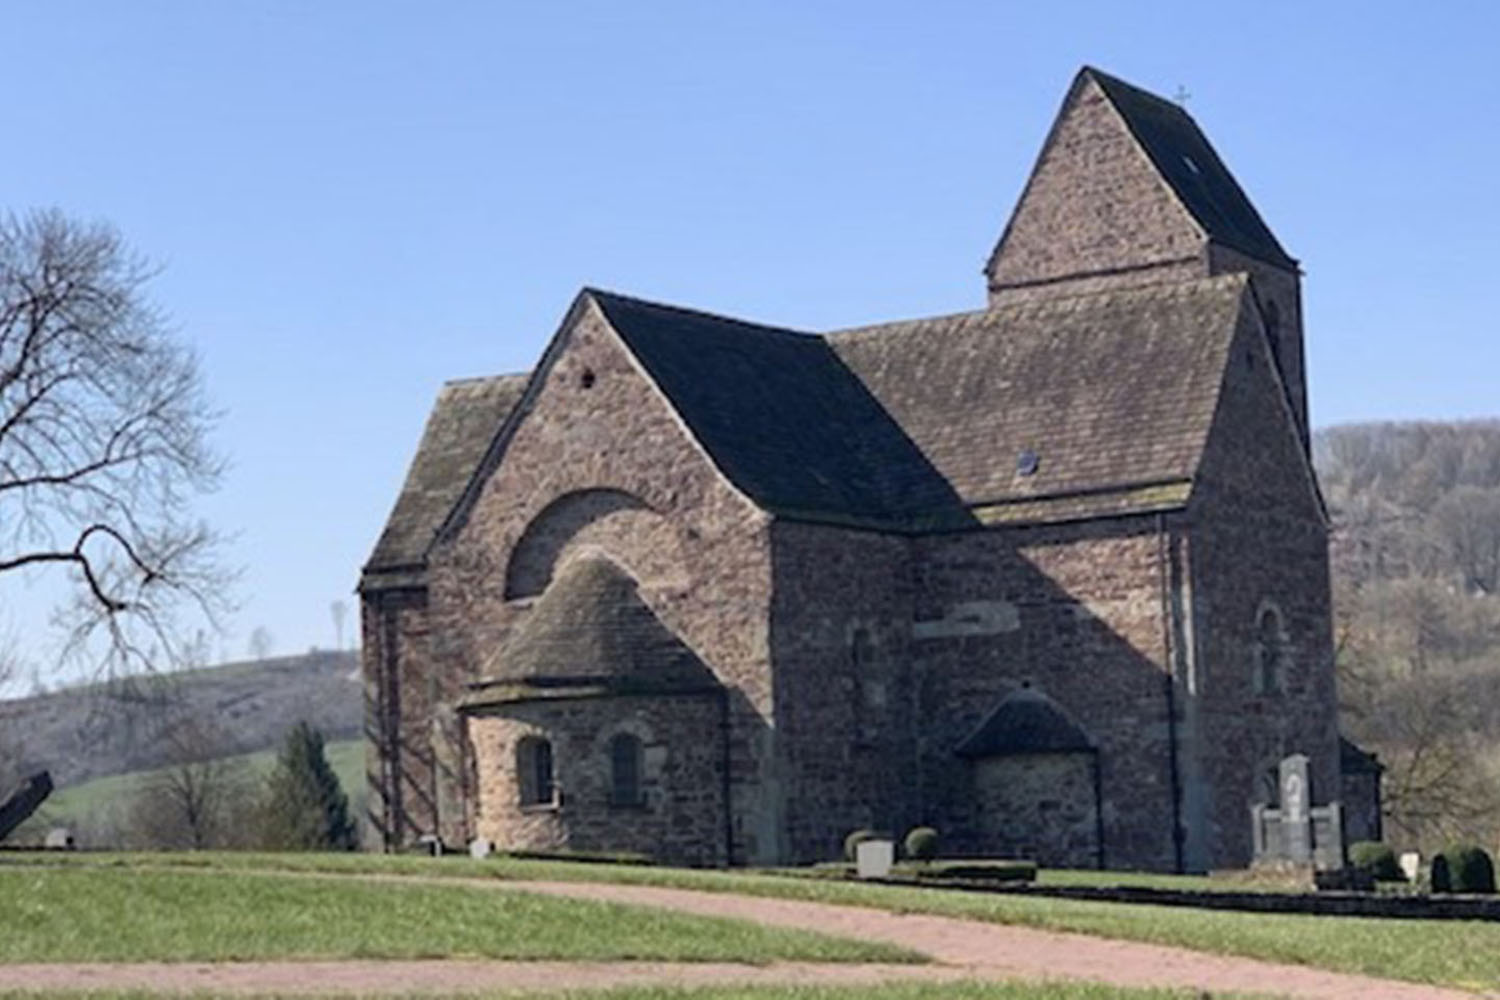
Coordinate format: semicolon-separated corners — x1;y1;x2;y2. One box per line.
1083;67;1295;269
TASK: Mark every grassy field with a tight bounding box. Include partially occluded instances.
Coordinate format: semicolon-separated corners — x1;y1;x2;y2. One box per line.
0;865;915;965
17;739;365;838
7;851;1492;990
0;984;1240;1000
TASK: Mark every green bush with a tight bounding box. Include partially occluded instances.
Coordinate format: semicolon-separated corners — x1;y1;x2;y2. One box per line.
903;826;940;862
843;828;880;863
1437;843;1496;894
1430;853;1452;893
1348;841;1403;881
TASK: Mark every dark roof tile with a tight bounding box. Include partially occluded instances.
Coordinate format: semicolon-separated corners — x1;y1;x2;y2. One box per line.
955;688;1095;757
1086;67;1296;268
363;374;528;580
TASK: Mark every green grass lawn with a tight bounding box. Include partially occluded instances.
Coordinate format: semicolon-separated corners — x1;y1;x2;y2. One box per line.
0;865;915;965
8;851;1489;991
0;984;1248;1000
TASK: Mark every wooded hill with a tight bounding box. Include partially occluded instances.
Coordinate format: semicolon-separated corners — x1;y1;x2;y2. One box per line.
0;650;361;791
1316;421;1500;851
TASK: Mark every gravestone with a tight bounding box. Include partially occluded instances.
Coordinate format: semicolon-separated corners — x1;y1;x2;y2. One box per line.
1279;754;1312;864
469;837;494;859
1251;752;1346;871
856;839;894;879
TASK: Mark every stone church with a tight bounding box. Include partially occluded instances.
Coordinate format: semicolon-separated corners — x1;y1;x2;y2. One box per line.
361;67;1374;871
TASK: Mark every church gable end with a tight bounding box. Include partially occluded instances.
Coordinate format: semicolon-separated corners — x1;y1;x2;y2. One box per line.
986;69;1206;303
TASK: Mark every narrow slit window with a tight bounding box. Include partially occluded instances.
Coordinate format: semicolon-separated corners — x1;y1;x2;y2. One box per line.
610;733;643;806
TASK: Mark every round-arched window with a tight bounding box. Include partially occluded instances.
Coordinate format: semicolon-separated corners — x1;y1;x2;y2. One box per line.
517;735;554;806
610;732;643;807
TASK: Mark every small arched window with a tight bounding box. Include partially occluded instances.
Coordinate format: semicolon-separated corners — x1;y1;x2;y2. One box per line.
1254;606;1287;695
517;736;554;806
610;733;643;807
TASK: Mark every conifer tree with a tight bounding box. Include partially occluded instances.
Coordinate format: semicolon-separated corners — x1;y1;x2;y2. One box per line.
260;721;355;850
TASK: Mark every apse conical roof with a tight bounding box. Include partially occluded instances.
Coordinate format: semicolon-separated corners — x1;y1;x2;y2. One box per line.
479;556;717;694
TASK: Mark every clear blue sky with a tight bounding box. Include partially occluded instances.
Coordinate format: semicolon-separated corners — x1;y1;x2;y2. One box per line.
2;1;1496;680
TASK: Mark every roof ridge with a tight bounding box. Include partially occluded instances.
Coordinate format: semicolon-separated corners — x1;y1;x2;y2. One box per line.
1082;66;1193;119
441;372;529;389
829;272;1248;342
585;286;817;341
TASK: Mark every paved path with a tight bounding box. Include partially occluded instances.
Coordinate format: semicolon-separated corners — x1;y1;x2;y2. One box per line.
3;870;1494;998
506;879;1487;1000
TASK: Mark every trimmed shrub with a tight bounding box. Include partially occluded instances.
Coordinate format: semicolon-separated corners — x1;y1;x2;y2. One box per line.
843;828;880;863
1348;841;1403;882
1430;853;1452;894
1439;844;1496;894
903;826;940;862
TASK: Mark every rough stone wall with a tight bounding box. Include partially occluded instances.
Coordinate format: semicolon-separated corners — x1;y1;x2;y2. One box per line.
468;694;726;866
910;519;1181;871
359;585;445;849
1207;245;1307;447
986;74;1204;306
767;521;916;863
426;297;778;862
1187;297;1338;870
972;753;1099;867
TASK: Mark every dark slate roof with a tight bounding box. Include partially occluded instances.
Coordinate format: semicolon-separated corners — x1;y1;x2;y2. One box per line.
589;290;963;521
1340;736;1384;775
1085;67;1296;269
955;688;1095;758
472;556;719;696
363;374;528;582
827;274;1250;518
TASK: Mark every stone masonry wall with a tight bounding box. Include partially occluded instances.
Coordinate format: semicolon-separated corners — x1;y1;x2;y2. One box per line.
768;521;917;863
973;753;1099;867
987;74;1203;305
911;519;1181;871
468;693;726;866
1188;298;1338;870
426;297;779;862
1207;245;1307;446
360;585;445;848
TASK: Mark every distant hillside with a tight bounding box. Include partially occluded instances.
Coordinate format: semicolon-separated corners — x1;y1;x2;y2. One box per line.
1316;420;1500;850
0;650;362;790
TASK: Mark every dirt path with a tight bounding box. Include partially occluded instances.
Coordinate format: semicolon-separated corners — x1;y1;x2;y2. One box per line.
0;959;958;994
2;869;1493;998
505;879;1485;1000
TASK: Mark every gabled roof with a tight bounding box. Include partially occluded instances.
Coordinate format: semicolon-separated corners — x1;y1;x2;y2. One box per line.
1084;67;1296;269
366;272;1249;560
827;274;1250;523
467;556;719;703
955;688;1094;758
590;290;963;522
363;374;528;585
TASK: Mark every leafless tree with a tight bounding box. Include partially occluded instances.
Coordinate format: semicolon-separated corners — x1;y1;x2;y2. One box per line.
129;717;249;849
330;599;347;651
0;210;230;676
1430;485;1500;595
247;625;273;661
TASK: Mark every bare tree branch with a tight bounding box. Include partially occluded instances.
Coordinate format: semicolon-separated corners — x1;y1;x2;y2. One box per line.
0;209;233;676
